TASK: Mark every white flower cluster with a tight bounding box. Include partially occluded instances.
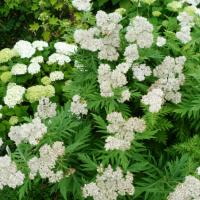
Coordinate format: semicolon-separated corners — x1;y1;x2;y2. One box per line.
30;55;44;63
142;88;164;112
119;89;131;103
47;42;77;66
153;56;186;103
32;40;48;51
35;97;57;120
28;62;41;75
105;112;146;151
14;40;48;58
124;44;139;64
74;10;122;61
49;71;64;82
132;64;152;81
28;141;65;183
181;0;200;6
142;56;186;112
70;95;88;117
8;117;47;145
156;36;166;47
72;0;92;11
97;63;129;97
82;165;135;200
11;63;27;75
0;155;25;189
176;12;194;44
167;175;200;200
4;83;26;108
125;16;154;48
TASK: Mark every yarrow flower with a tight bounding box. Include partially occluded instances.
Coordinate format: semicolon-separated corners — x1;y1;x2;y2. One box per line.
35;97;57;120
176;12;194;44
82;165;135;200
11;63;27;75
49;71;64;82
72;0;92;11
28;141;65;183
132;63;152;81
0;155;25;189
125;16;154;48
4;83;26;108
14;40;35;58
105;112;146;150
142;88;164;112
156;36;166;47
167;175;200;200
8;117;47;145
74;10;122;61
70;95;88;117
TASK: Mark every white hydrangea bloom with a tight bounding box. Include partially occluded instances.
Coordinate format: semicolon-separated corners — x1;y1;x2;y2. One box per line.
72;0;92;11
182;0;200;5
8;117;47;145
0;155;25;189
132;64;152;81
167;176;200;200
35;97;57;120
156;36;166;47
4;84;26;108
49;71;64;81
141;88;164;112
32;40;48;51
70;95;88;117
28;63;41;75
28;141;65;183
14;40;35;58
30;56;44;63
54;42;77;55
47;53;71;66
82;165;135;200
11;63;27;75
105;112;146;150
125;16;154;48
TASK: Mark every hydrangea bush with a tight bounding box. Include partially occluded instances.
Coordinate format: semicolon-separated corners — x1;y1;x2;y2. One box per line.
1;0;200;199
